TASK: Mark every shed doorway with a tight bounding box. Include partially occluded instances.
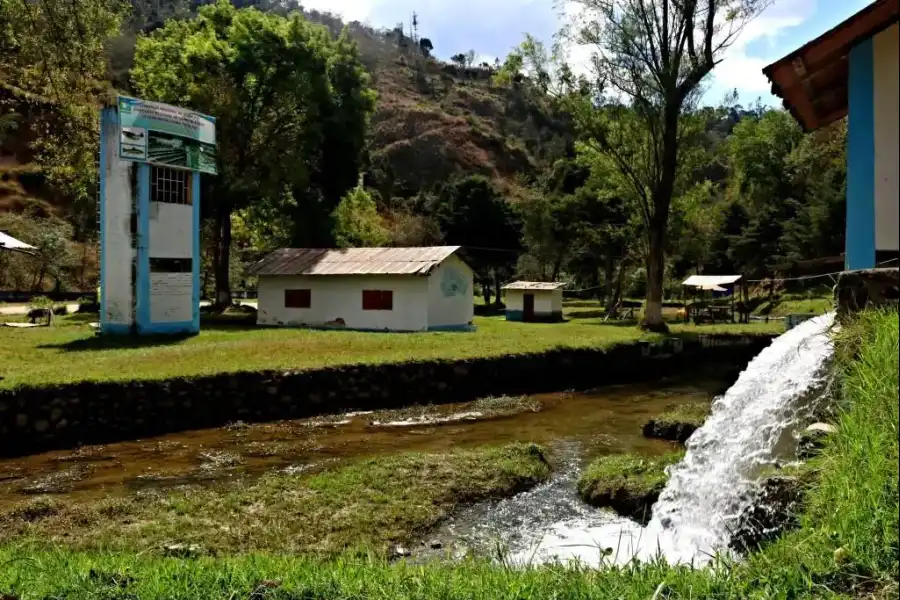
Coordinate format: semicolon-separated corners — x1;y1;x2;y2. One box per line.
523;293;535;322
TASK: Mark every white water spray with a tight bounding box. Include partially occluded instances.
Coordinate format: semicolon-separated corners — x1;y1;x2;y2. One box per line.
515;313;836;566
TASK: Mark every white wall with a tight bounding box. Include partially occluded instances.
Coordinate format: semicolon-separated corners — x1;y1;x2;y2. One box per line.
148;201;193;323
550;290;563;314
534;292;554;314
426;255;474;328
504;290;558;314
101;112;134;326
150;273;193;322
874;23;899;251
505;289;523;311
149;202;193;258
257;275;429;331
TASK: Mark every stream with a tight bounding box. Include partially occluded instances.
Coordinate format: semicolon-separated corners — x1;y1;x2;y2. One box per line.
0;378;724;507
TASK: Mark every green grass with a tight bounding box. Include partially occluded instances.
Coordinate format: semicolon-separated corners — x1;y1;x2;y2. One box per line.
0;549;742;600
723;309;899;597
642;403;711;443
752;291;834;317
1;312;893;599
577;451;684;522
0;314;780;389
0;443;550;556
652;403;709;429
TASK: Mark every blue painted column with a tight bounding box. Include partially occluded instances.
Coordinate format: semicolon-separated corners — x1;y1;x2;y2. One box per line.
135;163;152;334
191;173;201;332
846;39;876;270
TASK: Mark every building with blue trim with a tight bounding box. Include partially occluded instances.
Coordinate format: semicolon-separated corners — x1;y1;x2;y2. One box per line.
98;98;214;335
764;0;899;271
248;247;475;332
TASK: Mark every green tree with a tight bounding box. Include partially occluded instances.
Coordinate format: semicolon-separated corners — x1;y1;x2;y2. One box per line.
561;0;767;330
333;184;390;248
419;37;433;57
131;0;375;306
431;175;522;304
1;0;125;237
492;51;523;86
723;110;803;274
0;212;74;290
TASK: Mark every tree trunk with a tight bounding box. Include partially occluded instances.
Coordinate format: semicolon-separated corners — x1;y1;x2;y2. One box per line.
642;223;667;331
483;279;492;307
612;260;625;309
603;251;615;309
641;106;679;332
551;253;563;282
214;207;233;308
493;270;502;306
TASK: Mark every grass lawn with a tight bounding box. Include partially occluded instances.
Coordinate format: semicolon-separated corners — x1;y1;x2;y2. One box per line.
577;451;684;523
0;443;550;555
0;311;896;599
0;311;781;389
752;288;834;318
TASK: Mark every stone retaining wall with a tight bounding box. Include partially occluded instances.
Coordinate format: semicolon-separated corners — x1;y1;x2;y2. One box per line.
0;335;774;457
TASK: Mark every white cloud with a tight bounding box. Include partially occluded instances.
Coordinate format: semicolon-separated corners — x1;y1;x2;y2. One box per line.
300;0;376;23
710;0;816;96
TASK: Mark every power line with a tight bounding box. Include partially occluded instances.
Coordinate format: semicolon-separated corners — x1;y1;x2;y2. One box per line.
746;258;898;284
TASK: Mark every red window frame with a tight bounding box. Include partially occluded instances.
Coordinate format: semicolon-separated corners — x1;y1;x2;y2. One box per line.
362;290;393;311
284;289;311;309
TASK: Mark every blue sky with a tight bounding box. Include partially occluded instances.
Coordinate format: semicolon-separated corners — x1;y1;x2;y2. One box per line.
302;0;871;106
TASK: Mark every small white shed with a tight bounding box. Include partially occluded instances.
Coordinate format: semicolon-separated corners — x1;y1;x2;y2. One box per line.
502;281;566;322
248;246;474;332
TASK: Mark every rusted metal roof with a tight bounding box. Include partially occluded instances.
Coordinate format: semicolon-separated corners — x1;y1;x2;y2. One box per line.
502;281;568;291
763;0;899;131
682;275;742;288
248;246;462;277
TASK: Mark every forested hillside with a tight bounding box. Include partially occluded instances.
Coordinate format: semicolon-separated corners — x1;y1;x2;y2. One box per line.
1;0;847;310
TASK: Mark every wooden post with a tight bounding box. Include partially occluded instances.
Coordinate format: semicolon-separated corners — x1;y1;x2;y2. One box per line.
731;286;735;323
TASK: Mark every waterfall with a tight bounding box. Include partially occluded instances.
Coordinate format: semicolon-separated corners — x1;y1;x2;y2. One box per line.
514;313;836;566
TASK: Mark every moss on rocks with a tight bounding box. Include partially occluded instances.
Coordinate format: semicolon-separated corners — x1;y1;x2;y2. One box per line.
577;451;684;524
642;403;710;443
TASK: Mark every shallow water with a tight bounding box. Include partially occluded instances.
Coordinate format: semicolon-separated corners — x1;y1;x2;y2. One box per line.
503;314;835;567
0;379;723;506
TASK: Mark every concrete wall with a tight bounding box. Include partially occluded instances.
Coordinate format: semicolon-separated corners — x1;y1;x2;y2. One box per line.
0;334;775;457
505;289;563;321
99;109;200;335
257;274;429;331
426;254;474;330
99;108;135;332
149;202;192;258
148;201;194;324
847;23;899;269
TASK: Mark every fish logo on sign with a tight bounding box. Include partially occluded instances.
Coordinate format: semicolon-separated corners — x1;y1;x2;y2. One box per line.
441;267;468;297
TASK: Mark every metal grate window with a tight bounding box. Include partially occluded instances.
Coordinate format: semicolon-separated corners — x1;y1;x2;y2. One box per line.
150;167;192;205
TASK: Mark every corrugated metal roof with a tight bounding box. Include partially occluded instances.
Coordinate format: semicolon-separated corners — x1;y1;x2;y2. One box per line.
0;231;36;252
502;281;568;291
248;246;462;276
682;275;742;287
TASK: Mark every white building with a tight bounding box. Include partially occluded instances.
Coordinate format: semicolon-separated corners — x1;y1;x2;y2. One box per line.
250;246;474;332
502;281;566;322
98;96;215;335
764;3;898;269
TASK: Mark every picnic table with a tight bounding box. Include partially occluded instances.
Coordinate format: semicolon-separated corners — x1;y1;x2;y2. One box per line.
686;303;733;323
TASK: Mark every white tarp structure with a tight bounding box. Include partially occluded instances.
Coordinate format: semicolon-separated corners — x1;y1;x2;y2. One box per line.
682;275;742;289
0;231;36;253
